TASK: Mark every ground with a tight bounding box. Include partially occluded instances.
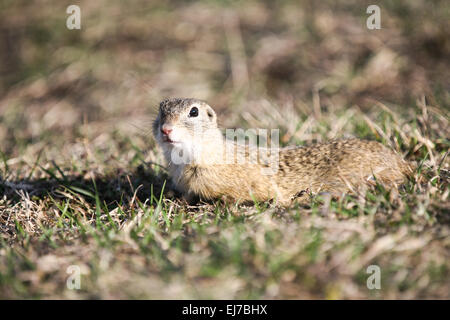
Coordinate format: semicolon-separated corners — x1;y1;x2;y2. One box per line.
0;0;449;299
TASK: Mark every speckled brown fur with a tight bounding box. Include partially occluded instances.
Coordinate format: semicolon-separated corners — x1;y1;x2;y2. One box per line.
153;98;415;206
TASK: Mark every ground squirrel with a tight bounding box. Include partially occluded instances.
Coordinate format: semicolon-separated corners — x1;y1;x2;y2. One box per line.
153;98;414;206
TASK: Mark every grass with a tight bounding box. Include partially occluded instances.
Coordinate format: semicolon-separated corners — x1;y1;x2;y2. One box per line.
0;0;449;299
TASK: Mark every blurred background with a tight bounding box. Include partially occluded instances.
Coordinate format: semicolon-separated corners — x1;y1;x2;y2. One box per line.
0;0;448;158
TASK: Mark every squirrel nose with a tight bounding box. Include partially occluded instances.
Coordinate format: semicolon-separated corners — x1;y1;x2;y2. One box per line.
161;125;173;136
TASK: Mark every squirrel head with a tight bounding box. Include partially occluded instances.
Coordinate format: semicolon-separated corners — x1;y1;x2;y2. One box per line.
153;98;221;164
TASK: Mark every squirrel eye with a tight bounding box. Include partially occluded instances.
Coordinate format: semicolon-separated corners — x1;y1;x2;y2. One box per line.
189;107;199;117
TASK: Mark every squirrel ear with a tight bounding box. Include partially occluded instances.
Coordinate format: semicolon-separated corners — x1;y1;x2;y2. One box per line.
206;107;215;119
